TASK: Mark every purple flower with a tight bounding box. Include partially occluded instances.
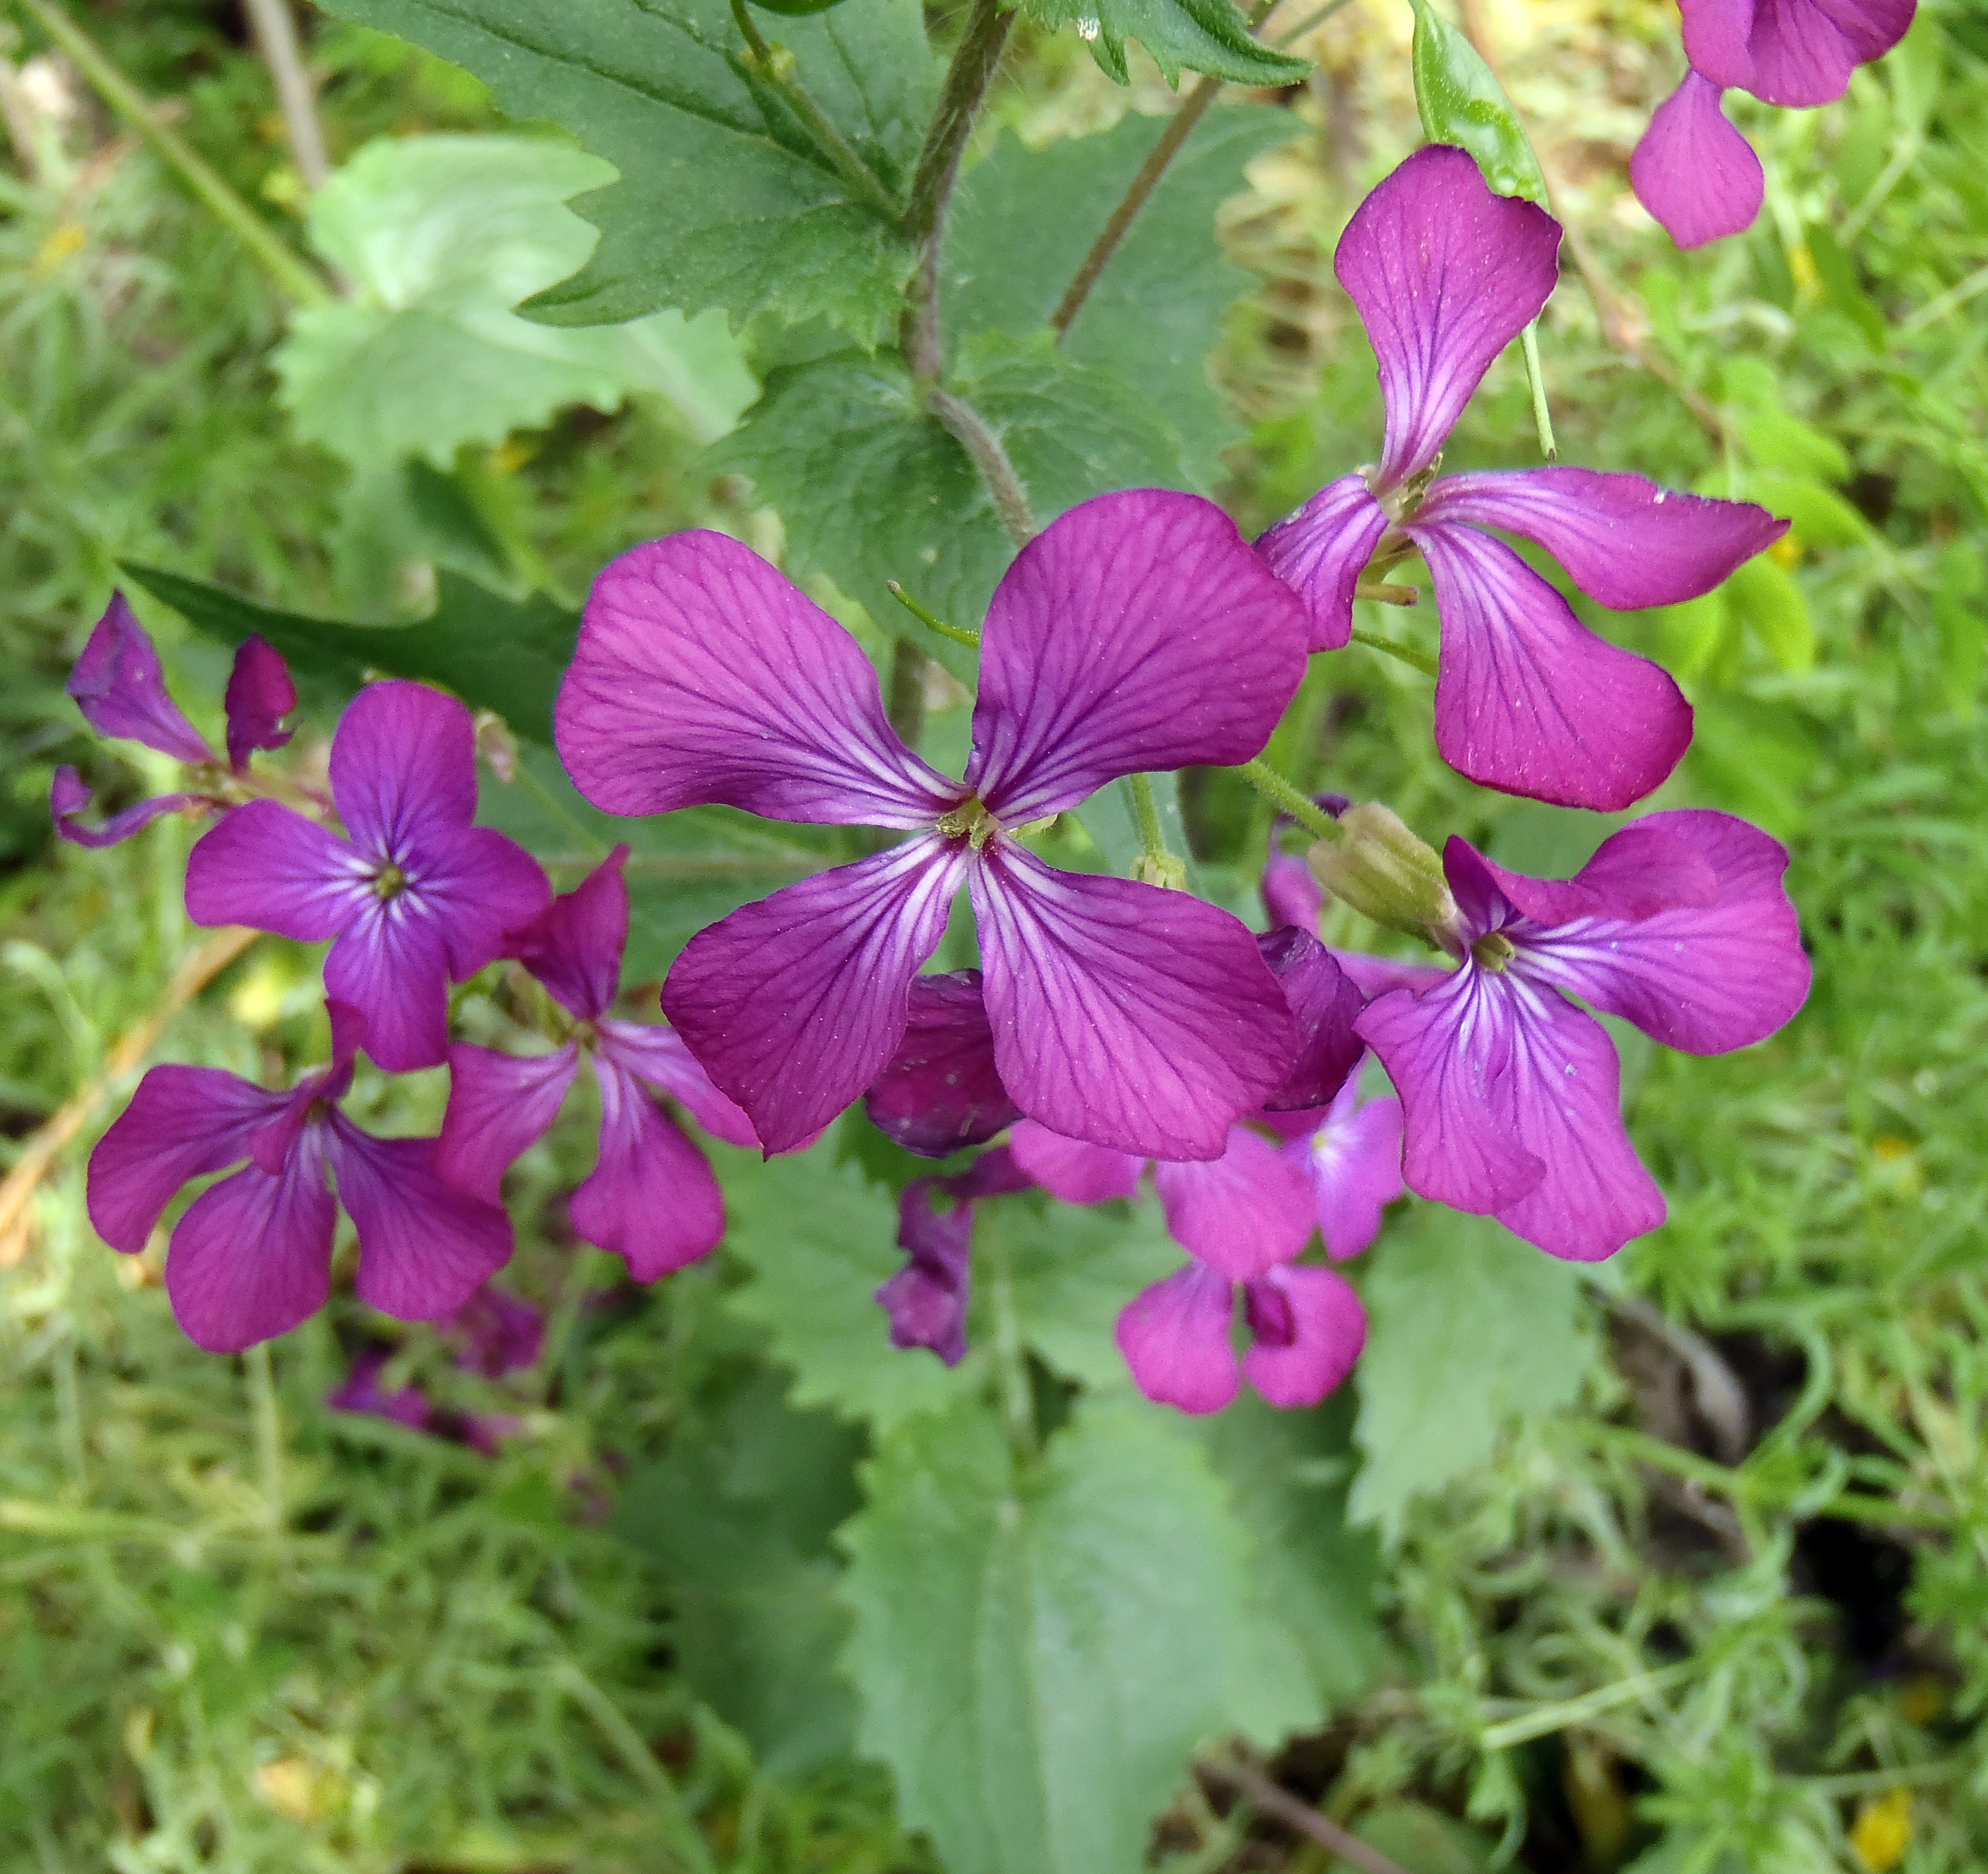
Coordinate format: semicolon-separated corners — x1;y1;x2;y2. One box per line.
87;1001;514;1352
875;1147;1034;1365
1258;147;1787;812
327;1349;433;1432
446;1283;544;1377
1351;809;1811;1262
1633;1;1915;247
864;970;1024;1158
224;633;298;774
1262;1073;1405;1261
51;764;212;851
184;680;549;1072
436;847;759;1283
555;491;1310;1161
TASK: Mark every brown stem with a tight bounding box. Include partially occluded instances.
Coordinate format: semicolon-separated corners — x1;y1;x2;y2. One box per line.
242;0;328;191
887;637;929;748
926;387;1035;547
1196;1756;1415;1874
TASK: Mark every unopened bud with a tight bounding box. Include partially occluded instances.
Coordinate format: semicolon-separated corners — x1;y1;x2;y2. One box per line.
1306;802;1459;947
1131;851;1187;892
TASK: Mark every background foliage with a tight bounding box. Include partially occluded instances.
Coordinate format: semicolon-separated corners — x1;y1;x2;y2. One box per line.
2;0;1986;1869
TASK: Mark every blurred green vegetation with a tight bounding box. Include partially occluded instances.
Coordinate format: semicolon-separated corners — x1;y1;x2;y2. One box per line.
2;0;1985;1869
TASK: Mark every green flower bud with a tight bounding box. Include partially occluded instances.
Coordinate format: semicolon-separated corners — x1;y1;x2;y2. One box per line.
1306;802;1460;948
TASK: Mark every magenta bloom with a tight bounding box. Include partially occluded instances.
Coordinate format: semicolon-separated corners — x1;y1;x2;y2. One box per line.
87;1001;514;1352
56;596;299;849
1634;1;1914;247
556;491;1310;1160
1352;810;1811;1262
447;1283;545;1376
864;970;1024;1158
185;681;548;1072
327;1349;433;1433
1258;147;1785;812
436;847;759;1283
877;1146;1034;1365
1262;1073;1404;1262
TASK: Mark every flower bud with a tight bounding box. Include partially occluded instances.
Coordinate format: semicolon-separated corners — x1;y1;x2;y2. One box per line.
1306;802;1459;947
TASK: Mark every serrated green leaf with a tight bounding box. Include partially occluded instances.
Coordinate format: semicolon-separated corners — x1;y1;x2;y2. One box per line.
839;1397;1299;1874
121;561;576;744
943;110;1298;483
276;135;757;468
311;0;934;337
707;343;1192;685
723;1143;982;1430
1349;1207;1595;1542
1019;0;1308;87
1407;0;1547;204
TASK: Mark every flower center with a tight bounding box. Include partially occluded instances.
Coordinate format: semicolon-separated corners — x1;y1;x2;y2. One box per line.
1368;454;1442;524
936;795;1001;851
1471;930;1518;973
372;860;410;901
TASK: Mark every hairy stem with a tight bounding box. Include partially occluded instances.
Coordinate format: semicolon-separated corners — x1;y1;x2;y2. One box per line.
730;0;901;221
926;386;1035;546
1196;1755;1414;1874
242;0;327;191
17;0;331;305
887;637;929;748
1237;758;1343;840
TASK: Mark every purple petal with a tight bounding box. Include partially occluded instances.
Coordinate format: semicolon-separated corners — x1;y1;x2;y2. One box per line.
403;825;551;982
1508;810;1812;1054
1332;946;1453;999
52;767;211;849
1453;823;1717;932
569;1058;726;1280
945;1144;1034;1201
1262;850;1326;936
661;840;964;1156
971;845;1296;1160
447;1284;545;1376
1256;926;1364;1111
595;1019;761;1149
329;1119;514;1319
507;846;628;1020
66;592;216;766
435;1042;580;1201
556;530;959;827
1630;75;1765;249
1684;0;1912;105
863;969;1022;1159
1008;1120;1147;1202
1288;1078;1404;1260
1116;1263;1240;1415
1414;521;1693;812
1255;474;1393;653
1242;1264;1367;1408
323;900;452;1073
1419;468;1787;610
1152;1124;1317;1280
877;1179;974;1366
964;492;1309;822
165;1139;336;1352
224;634;297;774
329;680;480;853
1337;146;1562;487
88;1065;288;1251
184;798;367;939
329;1349;433;1431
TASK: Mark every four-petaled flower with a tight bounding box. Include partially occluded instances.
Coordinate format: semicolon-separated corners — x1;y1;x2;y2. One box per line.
436;846;762;1281
1262;1071;1405;1263
88;1001;514;1352
1633;0;1915;248
1348;809;1811;1261
556;490;1310;1160
1258;146;1786;813
184;680;549;1072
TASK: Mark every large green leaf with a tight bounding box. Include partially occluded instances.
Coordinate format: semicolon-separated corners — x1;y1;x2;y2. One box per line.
312;0;935;337
943;109;1298;483
707;342;1191;682
1348;1206;1596;1542
276;134;757;468
1018;0;1309;87
838;1397;1310;1874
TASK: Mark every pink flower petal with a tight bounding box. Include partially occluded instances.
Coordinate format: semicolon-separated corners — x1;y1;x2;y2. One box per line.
569;1058;726;1280
971;843;1296;1160
863;970;1022;1159
328;1349;432;1431
1243;1264;1367;1408
507;846;628;1021
1152;1124;1316;1280
1008;1120;1147;1202
436;1042;580;1201
1257;926;1364;1112
1262;850;1326;936
164;1140;336;1352
66;592;216;766
966;491;1309;822
88;1065;289;1251
323;898;453;1072
1419;468;1787;611
1116;1263;1240;1415
184;798;368;939
1450;822;1719;931
1630;75;1765;249
661;840;965;1155
877;1178;974;1365
1289;1079;1404;1260
1331;946;1453;999
52;767;211;849
1684;0;1911;105
329;1119;514;1319
330;680;480;853
447;1284;545;1377
556;530;960;827
224;634;297;774
1255;473;1393;652
1337;146;1562;487
1414;520;1693;812
405;824;551;982
596;1019;762;1149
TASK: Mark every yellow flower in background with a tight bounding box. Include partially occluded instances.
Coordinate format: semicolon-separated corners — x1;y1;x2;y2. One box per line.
1850;1787;1914;1873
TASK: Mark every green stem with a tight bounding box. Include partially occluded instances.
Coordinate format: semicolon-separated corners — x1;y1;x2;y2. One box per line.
1520;320;1556;461
887;578;982;648
1270;0;1357;47
1237;758;1344;841
926;386;1035;547
887;636;928;749
18;0;331;306
245;1342;285;1533
986;1233;1036;1460
728;0;901;223
1350;626;1438;678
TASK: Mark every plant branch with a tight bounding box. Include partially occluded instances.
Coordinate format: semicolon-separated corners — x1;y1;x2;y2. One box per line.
887;579;982;648
887;637;929;748
1237;758;1343;840
926;386;1035;546
1196;1755;1414;1874
242;0;327;191
901;0;1012;250
16;0;331;305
